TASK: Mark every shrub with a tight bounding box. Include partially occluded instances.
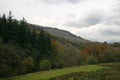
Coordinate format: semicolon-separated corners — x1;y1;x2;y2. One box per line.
0;64;11;77
20;56;34;73
39;59;52;71
87;56;97;64
0;37;3;44
53;60;65;69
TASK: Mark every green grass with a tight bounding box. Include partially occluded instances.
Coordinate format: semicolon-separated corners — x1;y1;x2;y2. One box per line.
0;65;107;80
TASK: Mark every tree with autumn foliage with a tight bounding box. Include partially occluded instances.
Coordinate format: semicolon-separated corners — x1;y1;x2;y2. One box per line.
81;43;108;64
51;39;65;68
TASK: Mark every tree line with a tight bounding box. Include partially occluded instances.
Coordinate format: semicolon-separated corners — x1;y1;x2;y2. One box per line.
0;12;59;77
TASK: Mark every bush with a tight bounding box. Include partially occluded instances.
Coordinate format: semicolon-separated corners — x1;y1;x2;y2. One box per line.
39;59;52;71
0;64;11;77
20;56;34;73
0;37;3;44
0;44;22;77
52;60;65;69
87;56;97;64
57;60;65;68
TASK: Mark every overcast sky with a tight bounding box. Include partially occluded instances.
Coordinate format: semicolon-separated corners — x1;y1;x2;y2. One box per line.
0;0;120;42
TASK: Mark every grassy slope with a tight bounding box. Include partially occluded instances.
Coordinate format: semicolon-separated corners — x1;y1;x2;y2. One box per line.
0;65;107;80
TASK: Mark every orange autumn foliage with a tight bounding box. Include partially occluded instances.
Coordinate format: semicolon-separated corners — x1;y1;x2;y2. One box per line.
84;43;108;62
51;39;63;54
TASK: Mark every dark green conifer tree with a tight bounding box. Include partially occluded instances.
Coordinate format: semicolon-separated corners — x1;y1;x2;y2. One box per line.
31;30;37;48
1;14;8;43
16;18;27;46
37;29;52;59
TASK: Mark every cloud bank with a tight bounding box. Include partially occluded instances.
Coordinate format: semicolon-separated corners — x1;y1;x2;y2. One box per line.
63;0;120;42
0;0;120;42
38;0;86;4
65;12;103;28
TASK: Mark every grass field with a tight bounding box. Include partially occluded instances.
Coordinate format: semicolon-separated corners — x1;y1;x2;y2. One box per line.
0;65;107;80
53;62;120;80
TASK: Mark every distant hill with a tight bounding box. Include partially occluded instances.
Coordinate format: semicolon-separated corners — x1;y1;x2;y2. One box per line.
29;24;90;45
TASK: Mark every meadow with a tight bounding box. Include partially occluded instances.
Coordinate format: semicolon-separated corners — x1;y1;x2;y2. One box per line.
0;65;106;80
52;63;120;80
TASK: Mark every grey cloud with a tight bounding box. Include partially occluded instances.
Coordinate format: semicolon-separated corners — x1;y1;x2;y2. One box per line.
100;28;120;36
97;1;120;42
91;24;120;42
104;1;120;25
64;1;120;42
77;24;120;43
37;0;86;4
84;13;103;26
65;12;103;28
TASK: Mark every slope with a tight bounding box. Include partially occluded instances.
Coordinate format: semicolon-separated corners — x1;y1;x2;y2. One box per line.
29;24;90;45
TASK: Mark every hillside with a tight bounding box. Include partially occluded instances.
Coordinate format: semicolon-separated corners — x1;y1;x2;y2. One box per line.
0;13;90;78
28;24;91;67
29;24;90;44
0;12;120;79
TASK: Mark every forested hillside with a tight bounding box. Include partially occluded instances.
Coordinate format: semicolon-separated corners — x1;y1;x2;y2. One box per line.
0;12;120;78
29;24;89;44
0;12;58;77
